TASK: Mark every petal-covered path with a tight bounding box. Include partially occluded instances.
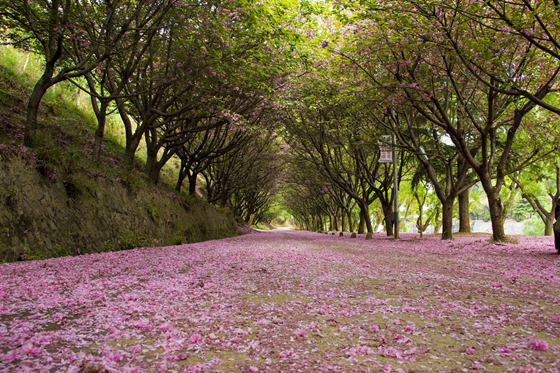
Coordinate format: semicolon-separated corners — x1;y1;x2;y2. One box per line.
1;230;560;372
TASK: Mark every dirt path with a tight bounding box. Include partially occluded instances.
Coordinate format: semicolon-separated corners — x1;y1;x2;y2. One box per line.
1;230;559;372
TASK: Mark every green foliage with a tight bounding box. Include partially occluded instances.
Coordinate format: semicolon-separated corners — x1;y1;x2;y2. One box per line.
170;233;185;246
147;205;159;220
183;225;198;243
101;240;115;252
53;243;72;257
0;186;19;210
0;45;240;261
513;199;536;222
118;231;157;251
20;242;73;261
254;222;272;230
470;205;490;222
261;200;291;226
0;47;41;85
3;0;559;242
0;46;181;191
523;216;545;236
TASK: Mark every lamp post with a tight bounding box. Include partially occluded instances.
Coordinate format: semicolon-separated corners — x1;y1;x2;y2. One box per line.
392;135;399;239
379;135;399;239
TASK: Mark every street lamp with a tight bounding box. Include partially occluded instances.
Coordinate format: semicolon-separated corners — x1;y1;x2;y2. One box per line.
379;135;399;239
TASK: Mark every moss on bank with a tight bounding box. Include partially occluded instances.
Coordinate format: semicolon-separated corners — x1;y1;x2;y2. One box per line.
0;47;238;262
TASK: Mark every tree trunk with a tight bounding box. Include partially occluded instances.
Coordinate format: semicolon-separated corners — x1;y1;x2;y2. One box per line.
433;207;441;234
147;160;164;185
188;172;198;195
545;215;554;236
175;163;189;192
24;41;63;147
341;211;347;232
357;203;373;238
116;98;144;167
144;131;175;185
175;176;184;192
487;192;506;241
145;147;159;183
87;70;113;162
383;206;393;237
363;206;373;234
92;99;110;162
458;188;471;233
24;75;55;147
358;209;365;234
441;198;454;240
479;175;507;241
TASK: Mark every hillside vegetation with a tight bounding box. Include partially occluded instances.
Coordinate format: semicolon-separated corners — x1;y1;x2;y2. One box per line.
0;47;238;261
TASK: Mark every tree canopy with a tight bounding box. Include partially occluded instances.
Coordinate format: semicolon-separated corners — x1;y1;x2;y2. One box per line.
2;0;559;240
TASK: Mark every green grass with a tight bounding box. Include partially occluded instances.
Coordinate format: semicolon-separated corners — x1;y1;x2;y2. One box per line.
0;45;182;195
0;46;241;261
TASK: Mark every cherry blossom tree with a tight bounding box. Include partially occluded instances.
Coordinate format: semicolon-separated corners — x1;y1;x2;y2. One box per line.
456;0;560;115
174;123;252;194
203;132;284;224
0;0;176;147
334;0;556;241
510;162;560;235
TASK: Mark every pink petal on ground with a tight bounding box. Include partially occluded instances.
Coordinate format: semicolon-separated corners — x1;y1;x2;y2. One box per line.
2;349;18;362
188;333;201;344
471;361;484;370
527;338;549;351
294;329;306;338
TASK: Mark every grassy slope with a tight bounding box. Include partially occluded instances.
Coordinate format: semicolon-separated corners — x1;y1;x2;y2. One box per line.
0;47;237;260
0;46;182;192
0;46;184;205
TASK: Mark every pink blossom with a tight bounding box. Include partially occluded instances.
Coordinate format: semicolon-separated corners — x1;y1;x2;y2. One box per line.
294;329;306;338
166;353;187;361
188;333;201;344
123;367;141;373
381;346;403;359
471;362;485;370
130;345;142;353
527;338;549;351
2;349;18;362
21;342;40;357
279;350;292;358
